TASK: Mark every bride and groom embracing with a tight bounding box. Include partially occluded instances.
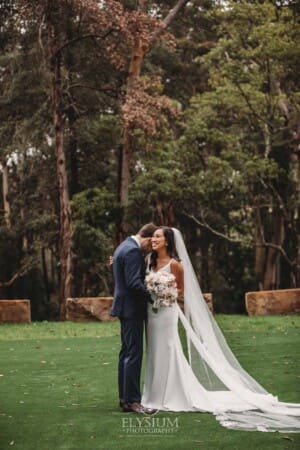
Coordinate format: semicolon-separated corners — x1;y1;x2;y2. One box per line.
110;223;300;432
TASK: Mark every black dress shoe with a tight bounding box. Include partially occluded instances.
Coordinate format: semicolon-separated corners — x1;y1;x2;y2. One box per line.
119;399;125;408
122;402;146;414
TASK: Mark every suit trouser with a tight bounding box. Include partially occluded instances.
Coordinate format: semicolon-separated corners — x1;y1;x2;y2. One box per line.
118;317;144;404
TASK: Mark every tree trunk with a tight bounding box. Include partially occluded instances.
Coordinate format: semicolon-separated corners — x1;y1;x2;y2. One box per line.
262;212;285;290
119;32;146;240
290;141;300;286
117;0;190;241
254;208;266;290
41;247;51;307
65;4;79;197
296;223;300;287
68;114;79;197
47;3;73;319
254;207;286;290
53;55;73;319
155;199;165;225
200;237;211;294
2;160;11;228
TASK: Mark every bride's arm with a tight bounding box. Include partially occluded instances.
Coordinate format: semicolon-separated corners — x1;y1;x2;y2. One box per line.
170;259;184;299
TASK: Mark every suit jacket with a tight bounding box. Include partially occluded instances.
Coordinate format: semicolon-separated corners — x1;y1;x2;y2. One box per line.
110;237;150;319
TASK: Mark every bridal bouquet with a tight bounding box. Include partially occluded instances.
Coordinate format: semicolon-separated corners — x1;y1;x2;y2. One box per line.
145;271;178;313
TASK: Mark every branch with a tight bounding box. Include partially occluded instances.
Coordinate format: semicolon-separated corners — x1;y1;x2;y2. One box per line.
54;29;114;56
183;212;241;243
235;82;272;129
38;13;46;64
0;270;24;288
255;242;294;267
163;0;190;28
258;177;288;219
184;212;295;267
68;83;118;96
150;0;190;44
0;258;33;288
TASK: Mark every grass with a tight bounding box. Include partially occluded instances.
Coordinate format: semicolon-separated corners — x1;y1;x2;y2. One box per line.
0;315;299;450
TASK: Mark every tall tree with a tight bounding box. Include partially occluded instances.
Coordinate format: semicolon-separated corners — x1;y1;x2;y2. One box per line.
16;0;127;317
118;0;190;240
179;0;300;291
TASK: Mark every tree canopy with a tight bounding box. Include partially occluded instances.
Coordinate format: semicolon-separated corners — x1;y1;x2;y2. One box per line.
0;0;299;318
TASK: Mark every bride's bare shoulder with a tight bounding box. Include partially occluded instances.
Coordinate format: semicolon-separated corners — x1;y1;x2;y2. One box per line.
170;259;184;295
170;259;183;273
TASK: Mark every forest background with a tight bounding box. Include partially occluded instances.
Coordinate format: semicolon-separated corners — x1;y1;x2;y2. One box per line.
0;0;299;320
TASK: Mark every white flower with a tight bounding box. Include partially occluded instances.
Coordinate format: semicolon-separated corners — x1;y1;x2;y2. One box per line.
145;271;178;313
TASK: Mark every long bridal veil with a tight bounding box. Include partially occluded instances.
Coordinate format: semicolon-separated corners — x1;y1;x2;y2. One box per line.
172;228;300;432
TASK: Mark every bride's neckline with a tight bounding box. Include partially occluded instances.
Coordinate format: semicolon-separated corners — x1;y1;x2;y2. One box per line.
152;258;172;272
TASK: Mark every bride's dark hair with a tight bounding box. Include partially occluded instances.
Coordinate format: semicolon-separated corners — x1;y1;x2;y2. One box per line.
150;226;180;269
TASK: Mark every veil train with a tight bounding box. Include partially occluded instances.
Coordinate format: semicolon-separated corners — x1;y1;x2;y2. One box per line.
172;228;300;432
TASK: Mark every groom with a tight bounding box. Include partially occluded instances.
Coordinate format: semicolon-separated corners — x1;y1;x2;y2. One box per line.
110;223;157;413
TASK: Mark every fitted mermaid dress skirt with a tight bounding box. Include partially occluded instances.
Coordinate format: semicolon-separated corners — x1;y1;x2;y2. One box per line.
142;262;258;413
142;299;213;411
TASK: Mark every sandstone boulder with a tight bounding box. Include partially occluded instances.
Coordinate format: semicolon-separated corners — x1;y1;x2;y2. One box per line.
178;293;213;314
66;297;117;322
67;294;214;322
203;293;213;313
0;300;31;323
245;288;300;316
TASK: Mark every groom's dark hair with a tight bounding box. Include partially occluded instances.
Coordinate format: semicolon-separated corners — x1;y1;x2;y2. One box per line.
138;222;157;238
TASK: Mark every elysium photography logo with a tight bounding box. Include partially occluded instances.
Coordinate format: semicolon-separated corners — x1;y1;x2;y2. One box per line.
121;416;179;435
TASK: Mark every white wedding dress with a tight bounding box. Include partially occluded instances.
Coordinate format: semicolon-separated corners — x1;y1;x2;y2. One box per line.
142;229;300;432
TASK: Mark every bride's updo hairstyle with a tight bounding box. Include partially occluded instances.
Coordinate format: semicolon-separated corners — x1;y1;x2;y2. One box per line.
150;226;180;269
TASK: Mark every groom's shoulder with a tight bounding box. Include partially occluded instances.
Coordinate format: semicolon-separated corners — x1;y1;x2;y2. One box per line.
115;237;136;255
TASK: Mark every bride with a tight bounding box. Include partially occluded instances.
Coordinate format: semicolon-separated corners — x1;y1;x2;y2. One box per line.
142;226;300;432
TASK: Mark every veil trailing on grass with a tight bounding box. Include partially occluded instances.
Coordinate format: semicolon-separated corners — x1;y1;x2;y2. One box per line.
172;228;300;432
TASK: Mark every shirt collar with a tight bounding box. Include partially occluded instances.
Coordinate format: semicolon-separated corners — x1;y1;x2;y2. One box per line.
131;235;141;247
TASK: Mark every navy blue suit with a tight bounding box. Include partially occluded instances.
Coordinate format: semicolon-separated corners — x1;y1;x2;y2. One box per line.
110;237;150;404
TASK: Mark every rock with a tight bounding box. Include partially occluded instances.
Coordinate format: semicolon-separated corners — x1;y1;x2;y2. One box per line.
66;297;117;322
0;300;31;323
203;293;214;313
67;294;214;322
178;293;213;314
245;288;300;316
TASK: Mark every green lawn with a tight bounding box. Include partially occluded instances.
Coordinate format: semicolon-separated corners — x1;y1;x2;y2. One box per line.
0;316;299;450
